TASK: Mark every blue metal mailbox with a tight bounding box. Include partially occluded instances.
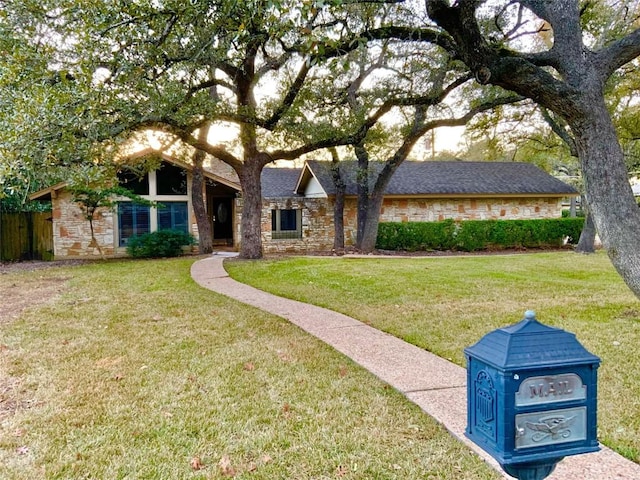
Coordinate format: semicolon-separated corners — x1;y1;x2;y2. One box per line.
465;311;600;480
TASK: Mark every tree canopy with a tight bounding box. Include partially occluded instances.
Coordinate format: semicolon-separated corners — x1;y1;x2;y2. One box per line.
2;0;640;297
0;0;452;257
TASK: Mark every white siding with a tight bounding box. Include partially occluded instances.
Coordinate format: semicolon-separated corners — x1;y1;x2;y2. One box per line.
304;176;327;198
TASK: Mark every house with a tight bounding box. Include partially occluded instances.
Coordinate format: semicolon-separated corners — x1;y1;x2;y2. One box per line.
261;160;579;254
30;151;242;258
30;156;578;258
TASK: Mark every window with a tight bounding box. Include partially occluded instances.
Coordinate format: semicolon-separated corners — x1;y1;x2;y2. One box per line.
271;208;302;239
158;202;188;233
117;170;149;195
118;203;150;246
115;162;192;250
156;162;188;195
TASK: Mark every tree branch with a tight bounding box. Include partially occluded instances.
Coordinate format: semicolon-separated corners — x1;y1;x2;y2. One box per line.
397;93;526;159
596;27;640;82
539;106;578;157
263;60;311;130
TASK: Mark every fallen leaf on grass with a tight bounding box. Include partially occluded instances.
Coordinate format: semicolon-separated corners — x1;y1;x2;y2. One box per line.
338;366;348;377
243;362;255;371
335;464;348;477
16;446;29;455
277;350;292;362
218;454;236;477
190;456;204;471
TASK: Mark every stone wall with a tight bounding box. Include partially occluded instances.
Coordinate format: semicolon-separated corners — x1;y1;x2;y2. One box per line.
51;188;566;258
261;196;565;254
378;197;565;223
51;191;116;258
259;198;356;254
261;197;337;254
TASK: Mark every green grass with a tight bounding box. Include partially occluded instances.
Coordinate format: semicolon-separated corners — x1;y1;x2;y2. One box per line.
0;258;499;479
225;251;640;464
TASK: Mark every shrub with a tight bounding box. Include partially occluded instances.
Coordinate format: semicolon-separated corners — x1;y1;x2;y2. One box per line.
376;218;584;252
376;220;456;251
126;229;195;258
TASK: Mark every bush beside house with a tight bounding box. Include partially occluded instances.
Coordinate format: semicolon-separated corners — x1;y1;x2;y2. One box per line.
126;229;195;258
376;218;584;252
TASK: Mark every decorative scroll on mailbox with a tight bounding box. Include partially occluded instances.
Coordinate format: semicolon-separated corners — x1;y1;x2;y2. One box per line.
465;311;600;480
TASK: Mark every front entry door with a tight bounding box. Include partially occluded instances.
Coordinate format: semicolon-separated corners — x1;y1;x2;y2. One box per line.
212;198;233;244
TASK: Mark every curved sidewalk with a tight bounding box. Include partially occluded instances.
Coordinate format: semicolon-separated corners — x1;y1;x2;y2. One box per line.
191;254;640;480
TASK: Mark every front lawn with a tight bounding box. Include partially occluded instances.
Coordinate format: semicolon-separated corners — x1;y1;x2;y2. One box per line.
225;251;640;463
0;258;498;479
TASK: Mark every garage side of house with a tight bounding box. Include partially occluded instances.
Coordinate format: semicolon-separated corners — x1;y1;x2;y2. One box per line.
260;160;578;254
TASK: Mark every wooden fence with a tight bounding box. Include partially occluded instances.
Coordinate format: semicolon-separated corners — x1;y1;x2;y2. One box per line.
0;211;54;261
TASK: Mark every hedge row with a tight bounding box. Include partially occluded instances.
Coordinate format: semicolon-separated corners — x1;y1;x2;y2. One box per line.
376;218;584;252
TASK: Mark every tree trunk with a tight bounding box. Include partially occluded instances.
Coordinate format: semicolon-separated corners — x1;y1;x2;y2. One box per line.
192;149;213;254
358;191;385;253
330;157;345;252
570;98;640;296
576;211;596;254
423;0;640;299
569;196;577;218
575;195;596;254
238;160;264;259
354;143;369;249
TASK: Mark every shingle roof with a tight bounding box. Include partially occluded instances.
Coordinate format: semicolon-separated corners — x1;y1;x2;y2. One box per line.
301;160;578;197
261;167;303;198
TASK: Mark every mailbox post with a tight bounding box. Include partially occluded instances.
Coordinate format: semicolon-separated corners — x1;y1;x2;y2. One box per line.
465;311;600;480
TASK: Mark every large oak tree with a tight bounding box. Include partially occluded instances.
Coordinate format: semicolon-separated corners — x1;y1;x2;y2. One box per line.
2;0;441;258
420;0;640;298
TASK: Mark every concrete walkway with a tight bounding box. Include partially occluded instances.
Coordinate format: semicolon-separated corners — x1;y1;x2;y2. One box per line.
191;254;640;479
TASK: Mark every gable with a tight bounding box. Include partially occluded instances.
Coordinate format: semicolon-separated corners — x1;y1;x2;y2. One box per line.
303;176;326;198
30;153;241;201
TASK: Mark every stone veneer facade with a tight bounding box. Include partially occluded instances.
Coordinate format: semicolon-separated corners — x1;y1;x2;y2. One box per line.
378;196;564;223
51;190;118;258
260;195;565;254
50;187;204;259
48;185;565;257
